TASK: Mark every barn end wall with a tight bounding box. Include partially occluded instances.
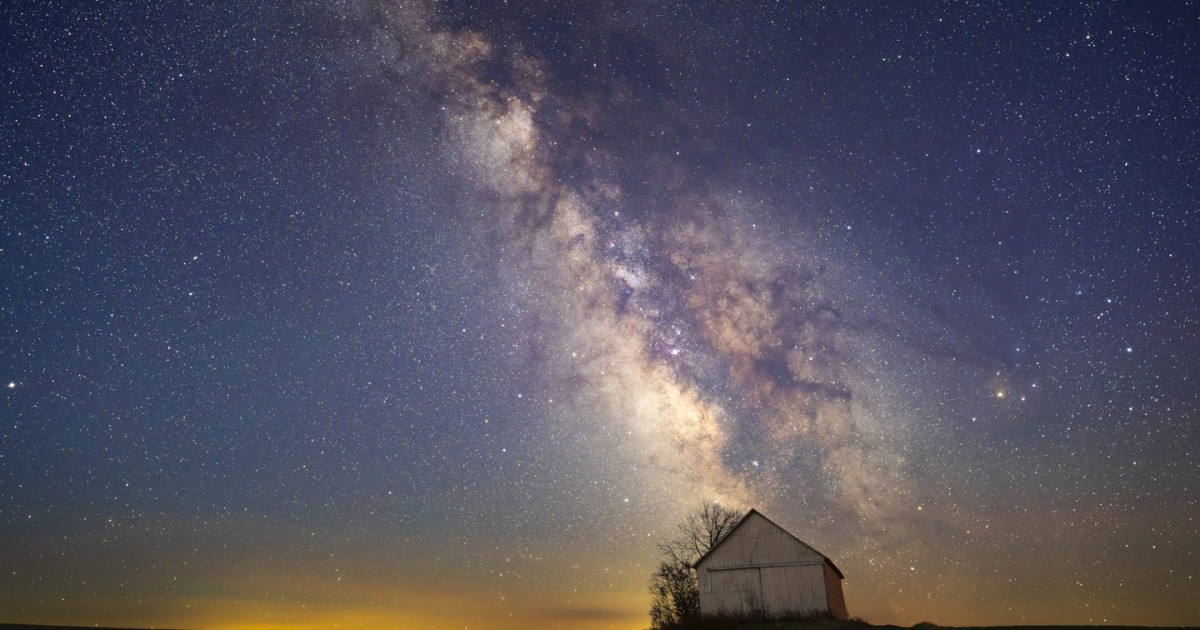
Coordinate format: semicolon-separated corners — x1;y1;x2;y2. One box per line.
699;512;825;569
761;564;829;617
697;512;844;619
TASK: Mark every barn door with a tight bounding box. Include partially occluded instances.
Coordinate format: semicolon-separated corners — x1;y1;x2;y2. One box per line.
708;568;764;616
760;565;825;618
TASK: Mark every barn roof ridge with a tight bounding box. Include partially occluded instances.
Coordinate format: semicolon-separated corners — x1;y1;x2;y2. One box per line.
692;507;845;579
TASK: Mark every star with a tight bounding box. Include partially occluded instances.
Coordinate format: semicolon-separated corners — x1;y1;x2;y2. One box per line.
1;2;1196;628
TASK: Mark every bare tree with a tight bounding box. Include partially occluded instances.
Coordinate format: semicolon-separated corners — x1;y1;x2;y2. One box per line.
649;556;700;630
649;502;744;630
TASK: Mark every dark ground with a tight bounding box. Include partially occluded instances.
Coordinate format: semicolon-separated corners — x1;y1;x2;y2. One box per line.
666;621;1200;630
0;625;191;630
3;622;1198;630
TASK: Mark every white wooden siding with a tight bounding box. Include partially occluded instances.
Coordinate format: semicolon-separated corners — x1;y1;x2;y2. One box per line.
761;564;828;616
702;568;762;617
701;512;825;569
697;511;844;619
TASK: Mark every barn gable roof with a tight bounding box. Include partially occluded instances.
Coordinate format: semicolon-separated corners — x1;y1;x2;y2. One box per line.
692;508;844;578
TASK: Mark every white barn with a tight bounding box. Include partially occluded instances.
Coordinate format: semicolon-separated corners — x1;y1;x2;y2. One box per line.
694;509;848;620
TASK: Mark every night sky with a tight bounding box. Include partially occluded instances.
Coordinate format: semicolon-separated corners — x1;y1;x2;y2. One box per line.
2;2;1199;629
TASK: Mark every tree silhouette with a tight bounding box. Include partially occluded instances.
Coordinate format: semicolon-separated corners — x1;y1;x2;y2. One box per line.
649;502;744;629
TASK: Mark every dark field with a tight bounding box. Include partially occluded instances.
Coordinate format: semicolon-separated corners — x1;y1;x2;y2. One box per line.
0;625;190;630
4;622;1199;630
729;622;1200;630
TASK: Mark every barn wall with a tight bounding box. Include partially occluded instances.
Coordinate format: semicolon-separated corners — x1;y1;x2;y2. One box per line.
698;512;848;620
700;568;762;618
760;564;828;617
700;564;829;619
700;513;825;569
823;561;849;619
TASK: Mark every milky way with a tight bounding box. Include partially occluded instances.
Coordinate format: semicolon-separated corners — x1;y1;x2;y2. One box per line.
2;1;1198;628
365;1;917;524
